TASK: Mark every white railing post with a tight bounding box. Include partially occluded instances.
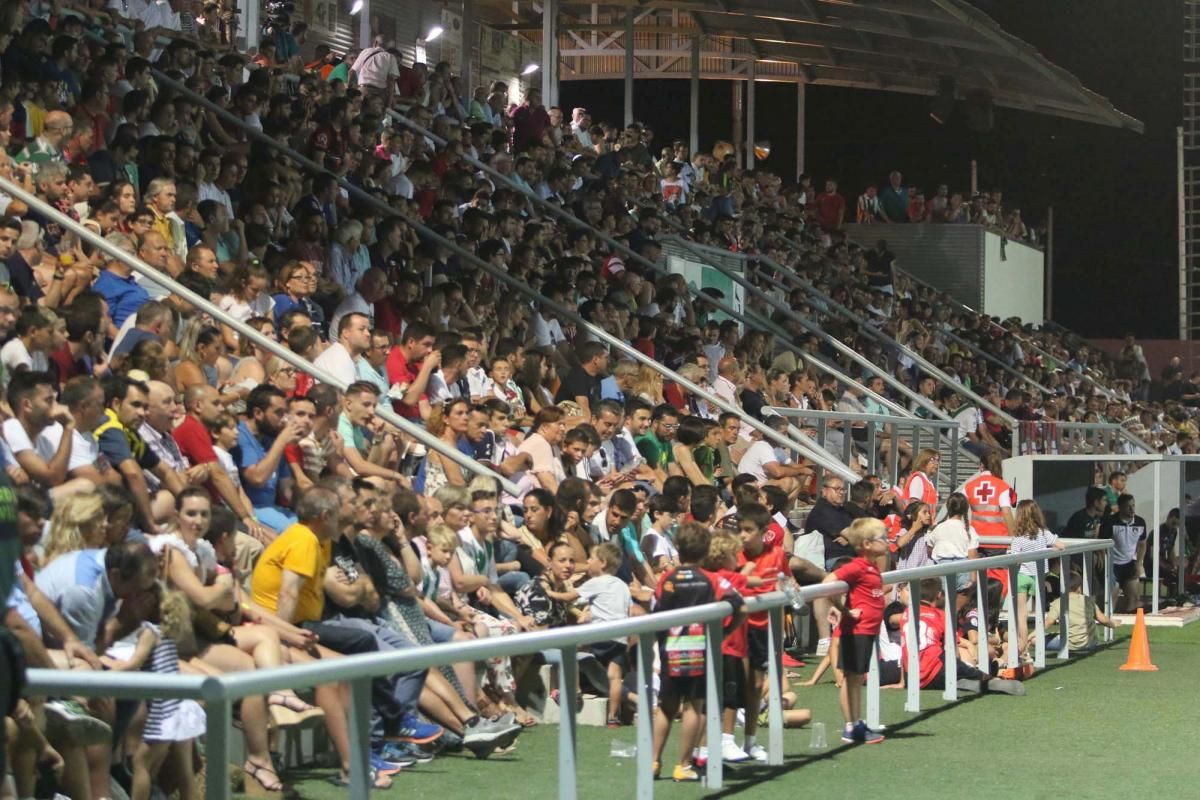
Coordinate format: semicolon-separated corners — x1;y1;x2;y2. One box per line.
765;605;785;765
348;677;372;800
1033;560;1047;669
904;581;921;713
1057;555;1071;661
1105;548;1115;642
1006;565;1021;669
704;619;724;788
1152;460;1162;614
866;640;881;729
204;693;232;800
635;633;655;800
941;574;957;701
558;647;579;800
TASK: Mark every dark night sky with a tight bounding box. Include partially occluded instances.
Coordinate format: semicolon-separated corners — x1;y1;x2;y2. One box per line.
560;1;1180;339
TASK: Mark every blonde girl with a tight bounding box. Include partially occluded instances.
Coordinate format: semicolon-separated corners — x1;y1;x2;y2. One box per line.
42;490;106;564
1007;499;1065;664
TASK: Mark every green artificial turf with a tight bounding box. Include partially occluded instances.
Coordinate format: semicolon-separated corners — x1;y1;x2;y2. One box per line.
236;623;1195;799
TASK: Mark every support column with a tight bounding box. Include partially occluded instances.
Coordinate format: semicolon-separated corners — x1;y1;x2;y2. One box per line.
796;81;806;179
690;35;700;156
732;81;744;168
358;0;371;49
745;58;756;167
541;0;558;106
461;0;475;96
624;12;635;126
239;0;259;50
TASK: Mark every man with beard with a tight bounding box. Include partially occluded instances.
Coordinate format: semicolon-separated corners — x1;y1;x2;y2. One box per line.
236;385;305;534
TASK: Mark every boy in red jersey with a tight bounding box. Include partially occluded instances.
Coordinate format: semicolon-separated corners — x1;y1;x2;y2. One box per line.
736;503;789;761
652;522;746;782
901;579;1026;695
823;517;889;744
705;532;752;764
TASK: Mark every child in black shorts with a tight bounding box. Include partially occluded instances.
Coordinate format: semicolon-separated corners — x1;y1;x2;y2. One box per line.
652;522;746;782
823;518;889;745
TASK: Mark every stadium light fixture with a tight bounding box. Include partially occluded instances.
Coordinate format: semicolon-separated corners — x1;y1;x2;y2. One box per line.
425;25;444;42
350;0;363;13
522;63;540;75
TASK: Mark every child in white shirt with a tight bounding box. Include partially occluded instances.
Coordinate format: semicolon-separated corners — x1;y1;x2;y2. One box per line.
577;543;633;725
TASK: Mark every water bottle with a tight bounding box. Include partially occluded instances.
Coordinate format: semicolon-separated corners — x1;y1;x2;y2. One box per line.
609;739;637;759
778;571;804;610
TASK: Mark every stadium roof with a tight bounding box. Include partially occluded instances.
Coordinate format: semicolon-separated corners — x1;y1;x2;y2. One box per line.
483;0;1143;133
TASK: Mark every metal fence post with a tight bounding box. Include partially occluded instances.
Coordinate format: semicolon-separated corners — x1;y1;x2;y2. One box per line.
889;423;901;488
704;619;724;789
636;634;655;800
940;574;957;701
204;689;231;800
1152;460;1162;614
1057;555;1071;661
904;581;921;713
1033;559;1047;669
866;640;881;729
1006;565;1021;668
765;605;785;765
867;425;878;475
558;647;579;800
1104;548;1115;642
348;677;372;800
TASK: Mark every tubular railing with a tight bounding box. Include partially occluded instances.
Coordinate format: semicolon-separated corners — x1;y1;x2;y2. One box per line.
892;265;1117;401
24;539;1114;800
753;238;1019;436
769;407;965;490
1017;421;1154;457
660;236;928;419
144;69;857;482
0;176;520;495
938;325;1056;397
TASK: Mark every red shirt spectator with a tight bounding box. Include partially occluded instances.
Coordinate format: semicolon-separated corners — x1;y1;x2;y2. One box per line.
833;556;885;636
385;347;423;419
814;180;846;231
173;414;220;466
512;89;551;153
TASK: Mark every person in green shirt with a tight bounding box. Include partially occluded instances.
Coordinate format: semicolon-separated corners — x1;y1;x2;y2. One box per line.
636;403;679;483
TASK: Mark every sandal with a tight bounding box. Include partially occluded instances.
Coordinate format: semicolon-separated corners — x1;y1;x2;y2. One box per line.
269;692;316;713
243;758;284;793
326;767;392;790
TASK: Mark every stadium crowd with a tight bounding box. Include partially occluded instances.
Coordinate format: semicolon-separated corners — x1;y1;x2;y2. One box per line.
0;0;1182;795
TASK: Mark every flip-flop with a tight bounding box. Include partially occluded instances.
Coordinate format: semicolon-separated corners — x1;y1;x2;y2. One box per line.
326;768;392;790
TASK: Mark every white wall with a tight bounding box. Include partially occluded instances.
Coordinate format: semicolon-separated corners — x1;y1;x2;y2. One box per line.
983;232;1044;323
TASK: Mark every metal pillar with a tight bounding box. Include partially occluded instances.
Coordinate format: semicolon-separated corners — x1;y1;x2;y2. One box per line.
541;0;558;106
745;58;756;167
624;12;634;126
358;0;371;48
461;0;475;94
690;35;700;156
796;81;806;179
1181;1;1200;339
239;0;258;50
732;81;744;168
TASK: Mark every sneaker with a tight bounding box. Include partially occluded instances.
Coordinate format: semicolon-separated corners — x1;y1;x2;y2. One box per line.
672;764;701;782
378;741;430;764
850;720;885;744
720;735;750;763
435;730;464;753
369;753;408;776
747;744;768;762
395;713;443;744
815;638;831;657
44;700;112;747
463;716;521;747
693;746;708;768
782;653;806;668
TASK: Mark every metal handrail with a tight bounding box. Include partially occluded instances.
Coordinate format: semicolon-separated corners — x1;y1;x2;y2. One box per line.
1016;420;1154;456
0;176;520;496
938;324;1056;397
24;538;1114;800
892;264;1116;401
770;405;965;488
145;70;857;482
662;235;939;420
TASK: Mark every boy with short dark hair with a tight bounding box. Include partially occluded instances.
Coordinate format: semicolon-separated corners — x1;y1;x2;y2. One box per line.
577;542;634;726
823;517;889;744
735;503;788;761
652;522;745;782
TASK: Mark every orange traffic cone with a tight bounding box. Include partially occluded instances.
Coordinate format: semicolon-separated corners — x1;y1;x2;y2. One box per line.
1118;608;1158;672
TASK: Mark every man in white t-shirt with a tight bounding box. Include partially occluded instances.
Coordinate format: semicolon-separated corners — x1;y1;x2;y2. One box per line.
2;372;98;498
0;309;54;387
313;312;370;387
736;415;810;501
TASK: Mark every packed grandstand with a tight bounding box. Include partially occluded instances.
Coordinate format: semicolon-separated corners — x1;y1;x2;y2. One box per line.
0;0;1188;797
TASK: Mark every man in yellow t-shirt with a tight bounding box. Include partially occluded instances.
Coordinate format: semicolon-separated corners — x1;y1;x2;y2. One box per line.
251;486;340;624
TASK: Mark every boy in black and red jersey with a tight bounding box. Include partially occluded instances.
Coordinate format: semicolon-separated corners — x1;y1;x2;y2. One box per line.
651;521;746;783
823;517;889;745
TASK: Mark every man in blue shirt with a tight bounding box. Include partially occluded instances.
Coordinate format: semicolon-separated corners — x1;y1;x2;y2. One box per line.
92;233;149;327
237;385;304;534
